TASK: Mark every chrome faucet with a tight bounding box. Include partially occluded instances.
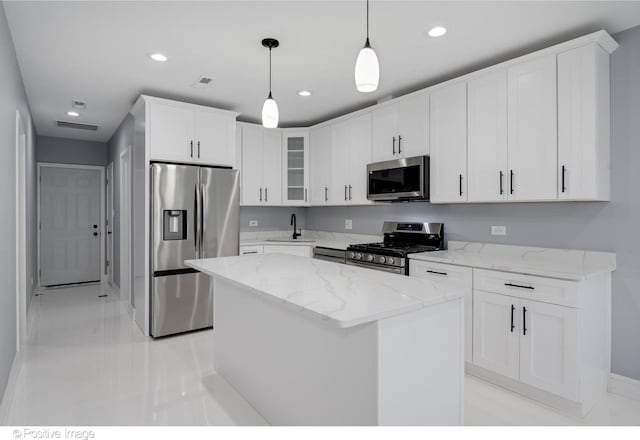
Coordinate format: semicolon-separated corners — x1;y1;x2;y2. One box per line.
290;213;301;240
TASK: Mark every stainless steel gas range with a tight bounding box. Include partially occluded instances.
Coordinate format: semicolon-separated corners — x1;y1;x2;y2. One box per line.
346;222;444;275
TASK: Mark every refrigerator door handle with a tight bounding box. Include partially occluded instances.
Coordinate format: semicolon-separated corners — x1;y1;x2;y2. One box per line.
200;183;206;258
194;183;200;257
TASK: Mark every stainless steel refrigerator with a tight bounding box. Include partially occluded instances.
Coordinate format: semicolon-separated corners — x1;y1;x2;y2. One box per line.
150;162;240;337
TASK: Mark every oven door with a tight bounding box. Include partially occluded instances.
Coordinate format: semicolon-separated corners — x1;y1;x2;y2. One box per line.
367;156;429;201
346;260;405;275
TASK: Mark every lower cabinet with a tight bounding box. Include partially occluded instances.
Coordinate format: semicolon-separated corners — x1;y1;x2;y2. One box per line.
262;245;312;258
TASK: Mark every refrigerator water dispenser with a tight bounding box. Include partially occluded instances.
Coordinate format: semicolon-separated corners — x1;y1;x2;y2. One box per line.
163;210;187;240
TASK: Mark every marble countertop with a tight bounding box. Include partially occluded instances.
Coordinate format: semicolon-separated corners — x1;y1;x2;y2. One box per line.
239;230;381;251
410;241;616;281
186;254;464;329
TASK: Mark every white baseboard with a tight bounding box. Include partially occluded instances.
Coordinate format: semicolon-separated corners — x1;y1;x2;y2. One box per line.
609;373;640;402
0;351;22;425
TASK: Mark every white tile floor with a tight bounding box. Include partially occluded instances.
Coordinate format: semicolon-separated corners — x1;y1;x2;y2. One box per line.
5;283;640;426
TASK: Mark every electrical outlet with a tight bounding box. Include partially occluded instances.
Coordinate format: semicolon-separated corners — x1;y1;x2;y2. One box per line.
249;220;258;227
491;225;507;236
345;219;353;230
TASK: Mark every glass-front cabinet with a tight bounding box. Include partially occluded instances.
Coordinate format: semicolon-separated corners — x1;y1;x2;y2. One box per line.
282;129;310;205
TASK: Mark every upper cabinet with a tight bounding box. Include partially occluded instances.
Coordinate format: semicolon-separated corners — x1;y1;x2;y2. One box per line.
310;125;332;205
239;124;282;206
282;130;310;206
147;98;238;167
557;44;611;201
507;54;558;201
429;82;468;203
372;92;429;162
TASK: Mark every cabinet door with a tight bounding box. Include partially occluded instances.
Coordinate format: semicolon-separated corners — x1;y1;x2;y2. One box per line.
195;111;236;167
519;300;578;400
348;113;373;204
397;93;429;158
429;82;468;203
263;245;312;258
331;120;351;205
468;70;509;202
558;44;609;201
507;55;557;201
262;129;282;205
240;125;264;206
310;126;332;205
371;104;398;162
473;291;519;380
149;102;194;162
282;130;310;205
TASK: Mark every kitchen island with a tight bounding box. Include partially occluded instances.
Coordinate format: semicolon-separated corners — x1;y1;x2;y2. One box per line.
186;253;465;426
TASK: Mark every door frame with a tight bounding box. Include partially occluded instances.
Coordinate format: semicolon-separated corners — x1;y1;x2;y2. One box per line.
15;110;27;348
119;146;133;317
106;162;114;286
37;162;106;287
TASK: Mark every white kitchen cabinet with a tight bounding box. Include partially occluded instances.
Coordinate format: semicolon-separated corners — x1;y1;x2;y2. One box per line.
331;113;372;205
429;82;467;203
240;124;282;206
372;92;429;162
557;44;611;201
507;54;558;201
263;244;312;258
310;125;332;205
467;70;509;202
473;290;520;380
148;98;238;166
282;130;310;206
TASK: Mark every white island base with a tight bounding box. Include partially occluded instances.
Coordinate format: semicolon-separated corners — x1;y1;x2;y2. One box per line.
212;276;463;426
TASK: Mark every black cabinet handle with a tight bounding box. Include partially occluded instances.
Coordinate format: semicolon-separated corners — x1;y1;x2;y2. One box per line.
504;282;534;290
398;135;402;154
190;140;194;158
197;141;201;159
523;306;528;335
265;188;268;202
459;174;463;197
392;136;396;154
561;165;566;193
427;270;448;276
325;187;328;202
348;185;352;201
344;185;348;201
93;232;98;237
259;187;262;202
242;251;258;255
500;171;504;195
510;170;514;194
510;304;515;332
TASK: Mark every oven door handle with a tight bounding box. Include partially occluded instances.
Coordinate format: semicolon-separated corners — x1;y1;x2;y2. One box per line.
346;260;404;274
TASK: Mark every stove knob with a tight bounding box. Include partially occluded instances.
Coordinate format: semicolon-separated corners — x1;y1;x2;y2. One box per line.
367;254;374;262
388;257;395;265
356;253;363;260
349;252;355;259
379;256;386;264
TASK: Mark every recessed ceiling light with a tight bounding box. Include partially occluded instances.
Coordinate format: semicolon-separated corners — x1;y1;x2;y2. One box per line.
428;26;447;38
149;53;168;62
66;111;79;117
297;90;312;97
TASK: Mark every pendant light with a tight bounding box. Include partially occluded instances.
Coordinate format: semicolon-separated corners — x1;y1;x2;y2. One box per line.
354;0;379;93
261;38;280;128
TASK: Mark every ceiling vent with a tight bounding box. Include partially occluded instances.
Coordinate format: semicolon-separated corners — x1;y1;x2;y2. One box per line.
191;75;214;89
71;100;87;109
56;120;99;131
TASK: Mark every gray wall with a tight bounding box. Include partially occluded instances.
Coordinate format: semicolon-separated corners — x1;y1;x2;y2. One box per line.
37;135;108;166
307;25;640;381
106;114;134;288
240;207;306;232
0;3;37;403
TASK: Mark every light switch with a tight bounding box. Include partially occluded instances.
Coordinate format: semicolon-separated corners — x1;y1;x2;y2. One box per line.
345;219;353;230
491;225;507;236
249;220;258;227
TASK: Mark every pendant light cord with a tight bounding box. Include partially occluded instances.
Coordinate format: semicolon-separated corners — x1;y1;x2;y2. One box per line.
269;47;272;97
366;0;369;39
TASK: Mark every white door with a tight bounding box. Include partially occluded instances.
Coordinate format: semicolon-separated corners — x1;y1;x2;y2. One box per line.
467;70;509;202
507;55;558;201
148;101;194;163
429;82;468;203
348;113;373;204
331;119;351;204
473;291;520;380
40;166;102;286
106;162;114;285
195;111;235;166
371;105;398;162
519;300;579;400
397;93;430;158
262;129;283;205
282;130;310;205
310;125;332;205
240;125;264;205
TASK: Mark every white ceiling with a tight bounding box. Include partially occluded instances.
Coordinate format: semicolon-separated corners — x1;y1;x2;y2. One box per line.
4;1;640;143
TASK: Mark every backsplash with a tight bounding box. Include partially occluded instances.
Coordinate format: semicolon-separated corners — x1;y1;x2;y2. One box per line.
240;206;306;232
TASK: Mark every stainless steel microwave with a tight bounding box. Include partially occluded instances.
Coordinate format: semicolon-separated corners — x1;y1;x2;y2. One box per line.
367;155;429;201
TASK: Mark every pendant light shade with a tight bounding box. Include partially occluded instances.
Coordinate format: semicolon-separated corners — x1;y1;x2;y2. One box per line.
262;93;279;129
355;0;379;93
261;38;280;128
